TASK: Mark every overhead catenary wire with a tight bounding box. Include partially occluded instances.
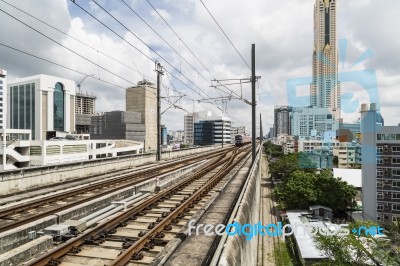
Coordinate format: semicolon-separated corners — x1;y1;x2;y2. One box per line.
0;41;182;109
199;0;251;70
143;0;227;100
87;0;217;104
0;0;198;105
146;0;249;105
1;1;237;121
0;7;136;87
70;0;218;109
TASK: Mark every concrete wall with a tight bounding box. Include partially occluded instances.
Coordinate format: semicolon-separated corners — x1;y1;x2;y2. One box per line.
0;236;53;266
217;148;261;265
0;160;207;255
0;145;224;195
0;216;57;254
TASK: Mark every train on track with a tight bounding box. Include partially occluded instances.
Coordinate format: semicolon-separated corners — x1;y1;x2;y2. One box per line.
234;134;251;147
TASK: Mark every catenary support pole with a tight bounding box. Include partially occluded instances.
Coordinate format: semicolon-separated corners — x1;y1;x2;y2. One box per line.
155;62;164;161
251;44;256;163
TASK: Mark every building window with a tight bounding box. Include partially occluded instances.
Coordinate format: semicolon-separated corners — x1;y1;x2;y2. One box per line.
54;82;65;131
393;146;400;152
392;204;400;211
394;181;400;188
393;169;400;176
377;157;383;165
393;193;400;200
393;158;400;164
378;192;383;200
377;204;383;211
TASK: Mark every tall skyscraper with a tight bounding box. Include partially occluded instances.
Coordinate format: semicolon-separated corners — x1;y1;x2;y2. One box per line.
126;80;157;151
0;69;6;129
274;106;292;136
310;0;341;120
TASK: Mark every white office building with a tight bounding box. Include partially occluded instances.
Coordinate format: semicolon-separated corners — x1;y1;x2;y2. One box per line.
0;68;7;129
8;75;76;140
184;112;199;145
291;106;338;137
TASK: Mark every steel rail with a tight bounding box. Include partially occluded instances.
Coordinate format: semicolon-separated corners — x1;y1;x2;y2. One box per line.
0;147;233;233
29;148;236;266
110;147;251;265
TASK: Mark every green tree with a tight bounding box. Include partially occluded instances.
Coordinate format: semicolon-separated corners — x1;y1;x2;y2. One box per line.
273;171;318;209
273;170;357;213
314;172;357;213
314;221;397;266
269;153;316;181
264;140;284;158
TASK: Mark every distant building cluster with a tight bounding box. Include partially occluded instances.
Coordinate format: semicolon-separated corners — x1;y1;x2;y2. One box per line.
0;69;238;171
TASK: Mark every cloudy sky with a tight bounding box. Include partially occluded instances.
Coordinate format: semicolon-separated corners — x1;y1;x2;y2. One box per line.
0;0;399;133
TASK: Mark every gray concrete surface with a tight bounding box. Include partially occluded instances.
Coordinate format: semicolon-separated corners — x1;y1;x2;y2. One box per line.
0;145;224;196
163;154;253;266
0;236;53;266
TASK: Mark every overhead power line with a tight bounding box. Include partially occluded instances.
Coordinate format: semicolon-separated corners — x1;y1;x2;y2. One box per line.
87;0;215;102
0;0;153;82
70;0;219;109
0;0;197;106
199;0;251;70
0;7;136;87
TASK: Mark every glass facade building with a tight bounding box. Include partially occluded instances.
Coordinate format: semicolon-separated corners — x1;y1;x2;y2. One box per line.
8;75;76;140
9;83;36;137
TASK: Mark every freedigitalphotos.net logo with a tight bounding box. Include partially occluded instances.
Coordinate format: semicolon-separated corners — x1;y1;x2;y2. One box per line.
188;220;384;241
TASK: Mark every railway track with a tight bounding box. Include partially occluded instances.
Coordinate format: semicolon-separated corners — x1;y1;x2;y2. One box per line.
28;146;251;266
0;147;234;233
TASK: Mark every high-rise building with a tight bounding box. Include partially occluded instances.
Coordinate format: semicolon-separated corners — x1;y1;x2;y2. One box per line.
184;112;199;145
126;80;157;151
0;69;6;129
361;105;400;222
310;0;341;120
75;92;96;133
274;106;292;136
8;75;76;140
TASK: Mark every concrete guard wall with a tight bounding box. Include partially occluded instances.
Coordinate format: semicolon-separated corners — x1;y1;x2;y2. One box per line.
0;145;224;195
217;148;261;266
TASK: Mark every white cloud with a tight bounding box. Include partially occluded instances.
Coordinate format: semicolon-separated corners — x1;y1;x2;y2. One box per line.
1;0;399;132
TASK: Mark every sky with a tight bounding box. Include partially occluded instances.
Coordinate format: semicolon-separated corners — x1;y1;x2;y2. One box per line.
0;0;399;133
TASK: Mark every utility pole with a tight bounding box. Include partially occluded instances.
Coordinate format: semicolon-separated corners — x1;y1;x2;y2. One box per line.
260;113;262;145
155;62;164;161
251;44;256;163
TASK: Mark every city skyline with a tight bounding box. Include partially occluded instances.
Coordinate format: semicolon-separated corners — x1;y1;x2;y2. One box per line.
0;1;399;132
